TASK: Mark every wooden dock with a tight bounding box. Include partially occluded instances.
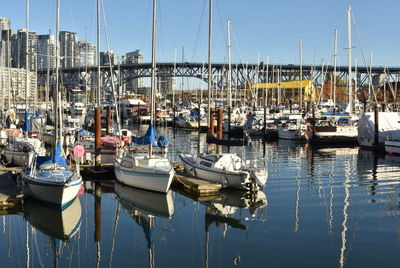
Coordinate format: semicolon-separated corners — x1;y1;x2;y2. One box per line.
173;171;221;198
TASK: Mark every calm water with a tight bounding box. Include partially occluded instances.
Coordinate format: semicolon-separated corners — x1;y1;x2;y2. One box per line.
1;128;400;267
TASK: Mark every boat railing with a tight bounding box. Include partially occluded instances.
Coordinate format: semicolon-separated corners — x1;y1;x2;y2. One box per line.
154;160;172;173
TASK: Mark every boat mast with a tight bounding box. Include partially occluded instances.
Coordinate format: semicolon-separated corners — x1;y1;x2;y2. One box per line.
25;0;30;127
207;0;213;130
46;29;51;114
54;0;60;144
227;20;232;109
95;0;102;166
347;6;353;115
299;39;303;112
149;0;157;157
333;28;337;109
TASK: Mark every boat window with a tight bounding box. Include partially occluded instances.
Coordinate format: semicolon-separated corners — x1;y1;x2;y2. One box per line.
200;161;212;168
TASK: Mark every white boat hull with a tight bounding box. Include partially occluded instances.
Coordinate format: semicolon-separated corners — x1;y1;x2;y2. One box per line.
385;140;400;155
114;156;174;193
179;154;252;190
278;128;305;140
22;175;82;207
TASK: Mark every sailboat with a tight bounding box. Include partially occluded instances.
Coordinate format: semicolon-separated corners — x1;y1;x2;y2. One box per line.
179;0;267;191
114;0;175;193
306;7;358;146
2;0;46;167
21;0;82;207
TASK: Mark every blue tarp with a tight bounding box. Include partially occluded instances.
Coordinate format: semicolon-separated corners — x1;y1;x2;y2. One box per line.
76;129;95;137
22;111;30;132
39;141;68;167
36;156;52;166
157;135;169;148
132;125;156;145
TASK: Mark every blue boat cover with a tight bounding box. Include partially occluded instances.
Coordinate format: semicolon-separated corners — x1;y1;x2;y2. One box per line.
36;156;52;166
40;141;68;167
76;129;95;137
132;125;156;145
157;135;169;148
22;111;30;132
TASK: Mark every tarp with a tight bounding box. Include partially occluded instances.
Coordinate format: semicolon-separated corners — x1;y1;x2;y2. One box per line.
51;141;68;167
22;111;30;132
132;125;156;145
157;135;169;148
76;129;95;137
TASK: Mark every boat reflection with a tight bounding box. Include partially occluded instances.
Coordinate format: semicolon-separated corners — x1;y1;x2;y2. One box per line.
202;189;267;267
23;197;82;268
114;182;174;268
114;182;174;218
23;197;82;240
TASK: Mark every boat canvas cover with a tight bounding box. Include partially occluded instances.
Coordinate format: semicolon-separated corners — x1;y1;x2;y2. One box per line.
22;111;30;132
132;125;156;145
40;141;68;167
358;112;400;143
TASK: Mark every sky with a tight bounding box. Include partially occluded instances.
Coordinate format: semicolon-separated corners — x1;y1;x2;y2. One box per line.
1;0;400;67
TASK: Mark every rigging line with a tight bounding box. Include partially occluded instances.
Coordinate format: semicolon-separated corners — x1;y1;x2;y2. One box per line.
351;12;378;103
66;0;77;33
215;0;227;47
157;0;166;62
191;0;207;61
230;24;245;68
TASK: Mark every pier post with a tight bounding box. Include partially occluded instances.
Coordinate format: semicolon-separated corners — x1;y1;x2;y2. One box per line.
106;105;111;135
217;108;223;140
210;108;215;135
95;107;102;166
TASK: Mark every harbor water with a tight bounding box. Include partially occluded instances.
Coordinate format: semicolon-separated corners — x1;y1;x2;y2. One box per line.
0;127;399;267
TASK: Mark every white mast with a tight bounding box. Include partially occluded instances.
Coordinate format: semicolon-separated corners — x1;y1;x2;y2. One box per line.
227;20;232;108
25;0;30;116
149;0;157;157
207;0;213;128
347;6;353;115
299;39;303;111
333;28;337;108
55;0;60;143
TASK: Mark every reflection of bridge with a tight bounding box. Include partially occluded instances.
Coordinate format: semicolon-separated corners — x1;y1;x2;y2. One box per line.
37;62;400;95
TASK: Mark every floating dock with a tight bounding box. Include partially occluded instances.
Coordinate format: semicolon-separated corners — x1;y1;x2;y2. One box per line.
172;162;222;197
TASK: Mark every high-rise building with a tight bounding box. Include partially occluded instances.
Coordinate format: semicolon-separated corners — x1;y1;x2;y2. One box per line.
11;29;37;71
125;50;143;93
37;34;56;70
78;40;96;67
100;51;118;66
157;74;176;96
0;17;11;31
0;29;14;67
59;31;78;68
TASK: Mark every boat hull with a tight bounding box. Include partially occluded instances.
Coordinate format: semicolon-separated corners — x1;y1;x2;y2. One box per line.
114;157;174;193
22;174;82;207
179;154;251;190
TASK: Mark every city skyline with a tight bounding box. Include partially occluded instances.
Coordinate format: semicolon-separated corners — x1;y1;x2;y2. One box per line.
1;0;400;66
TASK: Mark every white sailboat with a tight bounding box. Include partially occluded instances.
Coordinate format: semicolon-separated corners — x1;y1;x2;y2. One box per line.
1;0;46;166
179;0;267;191
21;0;82;207
114;0;175;193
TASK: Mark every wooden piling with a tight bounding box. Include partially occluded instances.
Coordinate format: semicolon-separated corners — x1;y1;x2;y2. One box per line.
95;107;102;166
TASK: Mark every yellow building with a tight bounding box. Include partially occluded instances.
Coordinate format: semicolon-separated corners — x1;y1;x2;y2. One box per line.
249;80;318;103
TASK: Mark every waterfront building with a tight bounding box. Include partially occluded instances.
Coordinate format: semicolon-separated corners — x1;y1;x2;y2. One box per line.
0;17;11;31
100;51;118;66
0;66;37;106
59;31;79;68
0;29;14;67
78;40;96;67
37;34;56;70
11;29;37;71
125;50;143;93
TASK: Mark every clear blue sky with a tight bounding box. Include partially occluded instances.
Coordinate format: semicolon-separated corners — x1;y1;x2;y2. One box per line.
1;0;399;67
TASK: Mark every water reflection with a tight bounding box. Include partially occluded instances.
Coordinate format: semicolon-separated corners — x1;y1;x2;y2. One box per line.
115;182;174;268
23;197;82;268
